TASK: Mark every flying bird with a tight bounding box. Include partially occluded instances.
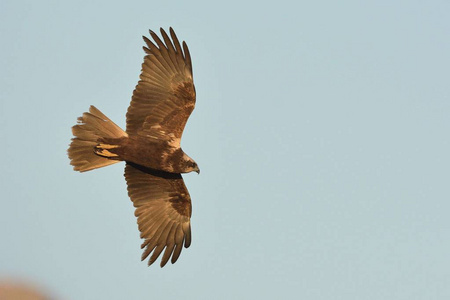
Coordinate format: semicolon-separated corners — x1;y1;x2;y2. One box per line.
68;28;198;267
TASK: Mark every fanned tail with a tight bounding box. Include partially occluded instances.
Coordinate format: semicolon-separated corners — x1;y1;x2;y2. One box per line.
68;106;127;172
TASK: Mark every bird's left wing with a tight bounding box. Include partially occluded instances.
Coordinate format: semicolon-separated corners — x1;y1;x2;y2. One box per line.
126;28;196;147
124;163;192;267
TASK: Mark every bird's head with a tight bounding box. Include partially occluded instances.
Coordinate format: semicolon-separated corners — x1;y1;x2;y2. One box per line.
179;151;200;174
183;159;200;174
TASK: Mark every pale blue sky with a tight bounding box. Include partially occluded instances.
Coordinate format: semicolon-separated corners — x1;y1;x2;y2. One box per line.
1;0;450;299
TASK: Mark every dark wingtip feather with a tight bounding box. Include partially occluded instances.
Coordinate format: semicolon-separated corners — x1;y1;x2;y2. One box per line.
171;243;183;264
169;27;183;55
149;246;164;266
169;27;176;38
159;28;174;52
184;227;192;248
143;46;151;54
159;28;169;43
160;252;172;268
149;29;167;50
182;41;192;73
142;36;152;46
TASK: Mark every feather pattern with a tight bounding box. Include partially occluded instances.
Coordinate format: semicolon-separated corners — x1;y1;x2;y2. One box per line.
126;27;196;143
124;163;192;267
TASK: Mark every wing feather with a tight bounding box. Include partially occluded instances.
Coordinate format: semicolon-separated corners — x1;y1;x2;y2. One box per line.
160;224;178;267
182;41;192;75
124;163;192;267
150;30;180;76
160;29;183;73
184;223;192;248
169;28;184;61
126;28;195;141
149;244;166;266
170;226;185;264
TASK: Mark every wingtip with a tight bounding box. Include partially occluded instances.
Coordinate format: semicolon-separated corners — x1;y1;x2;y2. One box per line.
171;254;179;265
147;257;155;266
143;46;151;54
148;257;157;266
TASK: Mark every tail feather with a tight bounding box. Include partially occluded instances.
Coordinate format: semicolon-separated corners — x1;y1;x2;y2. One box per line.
68;106;127;172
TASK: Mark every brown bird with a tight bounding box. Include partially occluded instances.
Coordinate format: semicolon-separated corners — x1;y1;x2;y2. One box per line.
68;28;198;267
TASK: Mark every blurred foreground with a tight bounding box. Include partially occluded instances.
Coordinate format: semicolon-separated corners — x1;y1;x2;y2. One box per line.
0;280;51;300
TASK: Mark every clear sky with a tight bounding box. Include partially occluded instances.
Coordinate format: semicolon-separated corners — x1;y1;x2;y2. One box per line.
1;0;449;299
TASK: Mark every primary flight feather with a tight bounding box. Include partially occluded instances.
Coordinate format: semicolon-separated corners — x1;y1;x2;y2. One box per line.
68;28;198;267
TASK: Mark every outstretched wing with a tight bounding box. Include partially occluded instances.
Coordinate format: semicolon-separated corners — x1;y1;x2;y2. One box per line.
126;28;196;147
124;163;192;267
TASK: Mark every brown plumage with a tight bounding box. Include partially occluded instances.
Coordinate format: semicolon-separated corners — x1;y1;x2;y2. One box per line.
68;28;199;267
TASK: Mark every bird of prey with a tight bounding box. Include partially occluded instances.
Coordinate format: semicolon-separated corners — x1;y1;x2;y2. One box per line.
68;28;198;267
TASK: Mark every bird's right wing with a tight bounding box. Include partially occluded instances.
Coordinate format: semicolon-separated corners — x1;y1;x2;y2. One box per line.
124;163;192;267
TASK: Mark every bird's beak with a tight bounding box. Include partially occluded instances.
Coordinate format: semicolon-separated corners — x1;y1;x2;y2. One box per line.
195;167;200;174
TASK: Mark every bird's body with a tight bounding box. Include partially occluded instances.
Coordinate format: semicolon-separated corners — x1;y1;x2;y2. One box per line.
68;28;198;267
95;135;197;174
